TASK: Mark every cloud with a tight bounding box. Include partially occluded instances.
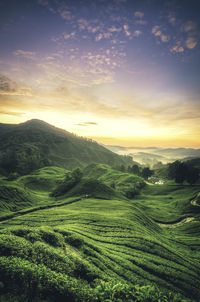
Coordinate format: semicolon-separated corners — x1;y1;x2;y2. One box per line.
182;21;198;50
0;109;24;117
38;0;73;20
108;26;122;33
33;46;121;89
95;31;113;41
123;24;131;37
78;18;89;30
95;33;103;41
184;21;196;33
63;32;76;40
0;74;33;96
85;122;98;125
59;9;72;20
135;20;147;25
168;13;176;26
134;11;146;25
170;42;184;53
75;122;98;126
134;11;144;18
152;26;170;43
0;74;18;93
13;50;36;60
87;25;100;33
134;30;142;37
185;37;198;49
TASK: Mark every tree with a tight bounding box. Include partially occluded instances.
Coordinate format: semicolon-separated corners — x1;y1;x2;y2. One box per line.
174;163;187;184
168;161;180;180
71;167;83;182
167;161;199;185
141;167;153;180
50;168;83;197
120;164;126;172
131;164;140;175
7;172;19;181
186;166;199;185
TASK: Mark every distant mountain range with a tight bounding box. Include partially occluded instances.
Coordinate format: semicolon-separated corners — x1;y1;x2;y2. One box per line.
0;119;133;175
105;145;200;167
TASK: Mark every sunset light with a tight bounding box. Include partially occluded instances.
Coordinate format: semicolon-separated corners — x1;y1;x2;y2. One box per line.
0;0;200;147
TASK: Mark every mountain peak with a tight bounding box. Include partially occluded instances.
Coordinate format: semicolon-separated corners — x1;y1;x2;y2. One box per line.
20;119;57;131
22;119;51;126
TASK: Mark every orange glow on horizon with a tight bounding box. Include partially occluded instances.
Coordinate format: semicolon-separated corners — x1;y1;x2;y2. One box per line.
89;135;200;148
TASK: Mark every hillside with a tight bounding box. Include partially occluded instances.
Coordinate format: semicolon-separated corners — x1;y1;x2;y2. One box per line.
0;119;133;175
0;165;200;301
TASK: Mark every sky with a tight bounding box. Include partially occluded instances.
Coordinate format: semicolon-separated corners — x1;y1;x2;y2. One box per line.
0;0;200;147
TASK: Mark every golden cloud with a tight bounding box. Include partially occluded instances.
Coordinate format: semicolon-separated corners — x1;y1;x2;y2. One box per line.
185;37;198;49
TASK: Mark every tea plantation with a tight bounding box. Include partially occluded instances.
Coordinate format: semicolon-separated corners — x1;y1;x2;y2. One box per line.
0;165;200;301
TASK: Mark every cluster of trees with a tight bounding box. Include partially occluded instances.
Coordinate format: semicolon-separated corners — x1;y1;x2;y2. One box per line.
0;143;51;176
115;164;154;180
50;168;83;197
168;161;199;185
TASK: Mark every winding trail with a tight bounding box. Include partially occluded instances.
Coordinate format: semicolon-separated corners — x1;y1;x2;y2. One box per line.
158;192;200;228
158;217;195;228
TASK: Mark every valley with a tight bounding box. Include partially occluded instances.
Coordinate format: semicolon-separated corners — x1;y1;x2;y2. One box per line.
0;162;200;301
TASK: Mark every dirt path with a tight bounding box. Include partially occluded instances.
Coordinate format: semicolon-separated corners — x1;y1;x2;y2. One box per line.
191;193;200;207
158;192;200;228
158;217;195;228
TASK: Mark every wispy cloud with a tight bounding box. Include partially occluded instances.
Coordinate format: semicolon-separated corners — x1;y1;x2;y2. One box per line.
135;19;147;25
0;109;24;117
168;13;176;26
134;11;144;18
59;9;72;20
134;11;147;25
108;26;122;33
13;50;36;60
63;32;76;40
0;74;33;96
184;21;196;33
75;122;98;126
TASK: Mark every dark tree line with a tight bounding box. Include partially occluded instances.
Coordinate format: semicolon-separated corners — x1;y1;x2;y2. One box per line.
168;161;199;185
114;164;154;180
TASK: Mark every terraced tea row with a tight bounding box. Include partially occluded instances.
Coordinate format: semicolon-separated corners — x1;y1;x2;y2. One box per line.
1;196;200;300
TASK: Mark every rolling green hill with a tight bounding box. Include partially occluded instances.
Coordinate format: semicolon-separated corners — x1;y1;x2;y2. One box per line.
0;119;133;175
0;165;200;301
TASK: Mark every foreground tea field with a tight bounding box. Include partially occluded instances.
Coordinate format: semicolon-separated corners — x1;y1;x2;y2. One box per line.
1;166;200;301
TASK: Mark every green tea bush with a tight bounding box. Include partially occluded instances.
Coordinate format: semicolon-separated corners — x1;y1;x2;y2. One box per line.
92;281;188;302
64;234;85;248
0;234;31;258
0;256;91;302
39;229;65;247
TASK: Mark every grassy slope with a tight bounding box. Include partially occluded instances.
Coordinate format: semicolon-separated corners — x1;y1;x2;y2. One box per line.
83;163;145;198
134;184;200;223
0;165;200;301
0;166;68;217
